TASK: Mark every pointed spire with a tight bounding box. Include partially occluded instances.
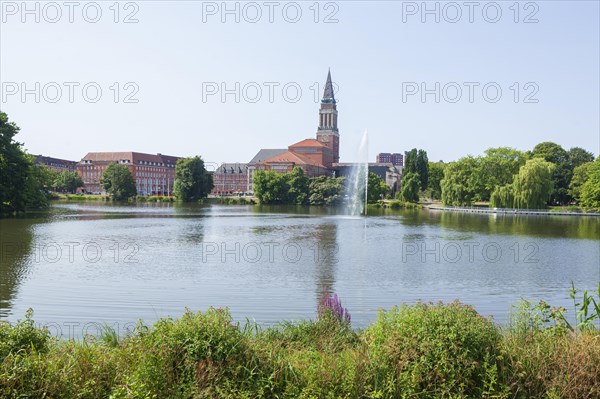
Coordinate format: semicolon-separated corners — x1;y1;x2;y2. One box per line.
322;68;336;104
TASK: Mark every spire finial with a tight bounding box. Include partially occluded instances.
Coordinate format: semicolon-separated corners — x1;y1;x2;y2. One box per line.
322;68;335;104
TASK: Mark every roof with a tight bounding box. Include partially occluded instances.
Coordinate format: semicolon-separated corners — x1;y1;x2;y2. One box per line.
289;139;327;148
260;151;327;169
35;155;77;166
248;148;287;165
80;152;180;166
216;163;248;174
322;69;336;104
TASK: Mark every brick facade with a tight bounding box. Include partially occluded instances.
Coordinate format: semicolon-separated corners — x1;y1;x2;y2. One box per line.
78;152;180;195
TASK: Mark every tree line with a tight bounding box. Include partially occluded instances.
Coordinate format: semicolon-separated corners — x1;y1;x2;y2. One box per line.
3;109;598;213
435;143;598;209
1;112;213;214
253;167;389;205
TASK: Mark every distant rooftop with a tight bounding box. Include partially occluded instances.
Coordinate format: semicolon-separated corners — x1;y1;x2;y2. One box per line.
248;148;287;165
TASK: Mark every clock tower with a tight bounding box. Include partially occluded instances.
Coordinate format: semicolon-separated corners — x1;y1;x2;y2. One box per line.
316;69;340;164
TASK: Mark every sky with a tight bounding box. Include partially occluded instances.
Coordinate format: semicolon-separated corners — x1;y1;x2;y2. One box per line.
1;0;599;166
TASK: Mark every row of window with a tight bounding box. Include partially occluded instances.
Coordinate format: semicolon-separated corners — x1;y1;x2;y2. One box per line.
138;160;174;167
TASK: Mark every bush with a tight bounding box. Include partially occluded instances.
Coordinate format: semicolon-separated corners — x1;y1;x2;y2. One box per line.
112;308;259;398
1;298;599;398
363;301;503;398
0;309;51;362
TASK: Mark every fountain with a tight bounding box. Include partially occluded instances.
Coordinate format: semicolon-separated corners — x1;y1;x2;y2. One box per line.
346;129;369;216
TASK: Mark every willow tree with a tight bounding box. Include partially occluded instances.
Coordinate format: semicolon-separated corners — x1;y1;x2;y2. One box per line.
490;185;514;208
512;158;555;209
579;158;600;209
440;156;479;206
397;172;420;203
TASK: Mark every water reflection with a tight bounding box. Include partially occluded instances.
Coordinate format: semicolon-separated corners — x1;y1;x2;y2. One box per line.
0;203;598;332
0;216;38;317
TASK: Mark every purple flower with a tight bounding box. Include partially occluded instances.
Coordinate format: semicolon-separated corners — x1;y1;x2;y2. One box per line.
318;288;351;324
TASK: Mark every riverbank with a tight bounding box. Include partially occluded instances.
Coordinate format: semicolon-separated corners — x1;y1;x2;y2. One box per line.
426;204;600;217
1;300;599;398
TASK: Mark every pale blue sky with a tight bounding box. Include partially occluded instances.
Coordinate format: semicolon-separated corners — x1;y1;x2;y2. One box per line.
1;1;598;164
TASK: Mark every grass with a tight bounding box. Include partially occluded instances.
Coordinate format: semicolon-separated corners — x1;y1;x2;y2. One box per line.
1;289;599;398
52;193;111;201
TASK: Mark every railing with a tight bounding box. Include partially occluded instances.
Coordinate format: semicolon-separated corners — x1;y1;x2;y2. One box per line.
426;205;600;217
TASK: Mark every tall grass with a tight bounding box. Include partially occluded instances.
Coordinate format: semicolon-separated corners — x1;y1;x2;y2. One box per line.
1;288;599;398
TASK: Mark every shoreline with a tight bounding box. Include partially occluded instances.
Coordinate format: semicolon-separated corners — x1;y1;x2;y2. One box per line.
425;204;600;217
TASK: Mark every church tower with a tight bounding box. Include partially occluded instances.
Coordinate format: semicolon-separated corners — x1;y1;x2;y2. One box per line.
316;69;340;164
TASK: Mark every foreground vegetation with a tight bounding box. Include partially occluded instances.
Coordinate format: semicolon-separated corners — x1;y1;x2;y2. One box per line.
1;286;599;398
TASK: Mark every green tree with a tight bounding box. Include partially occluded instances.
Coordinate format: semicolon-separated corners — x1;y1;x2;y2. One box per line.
569;161;593;203
0;112;31;213
416;149;429;190
397;172;420;203
253;170;288;204
427;162;445;200
101;163;137;201
22;160;54;209
367;172;388;203
512;158;555;209
532;142;569;165
490;184;514;208
404;149;417;174
53;171;84;193
404;148;429;190
579;158;600;209
568;147;594;169
309;176;345;205
285;167;309;205
479;147;525;200
440;156;479;206
532;142;571;204
173;156;213;202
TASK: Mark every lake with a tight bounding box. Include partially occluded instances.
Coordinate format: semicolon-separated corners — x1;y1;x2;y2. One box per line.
1;202;598;338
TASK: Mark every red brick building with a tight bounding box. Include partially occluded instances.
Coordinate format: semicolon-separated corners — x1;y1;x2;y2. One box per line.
211;163;249;195
78;152;180;195
376;153;404;167
35;155;77;173
257;70;339;177
257;139;333;177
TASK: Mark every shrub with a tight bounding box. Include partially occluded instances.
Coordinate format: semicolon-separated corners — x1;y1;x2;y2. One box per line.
363;301;503;398
112;308;259;398
0;309;52;363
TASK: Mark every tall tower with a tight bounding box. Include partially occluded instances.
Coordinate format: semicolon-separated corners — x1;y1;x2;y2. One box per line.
316;69;340;164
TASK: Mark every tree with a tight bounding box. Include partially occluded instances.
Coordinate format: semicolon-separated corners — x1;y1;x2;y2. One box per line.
101;163;137;201
569;161;593;203
397;172;420;203
568;147;594;169
490;185;514;208
532;142;571;204
24;161;54;209
579;158;600;209
367;172;388;203
440;156;479;206
0;111;31;213
404;149;418;174
512;158;555;209
416;149;429;190
286;166;309;205
532;142;569;165
479;147;525;200
427;162;445;200
404;148;429;190
253;170;288;204
309;176;345;205
53;170;84;193
173;156;213;202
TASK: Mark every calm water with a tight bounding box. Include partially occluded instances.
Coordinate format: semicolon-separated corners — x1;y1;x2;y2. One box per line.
1;202;599;337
